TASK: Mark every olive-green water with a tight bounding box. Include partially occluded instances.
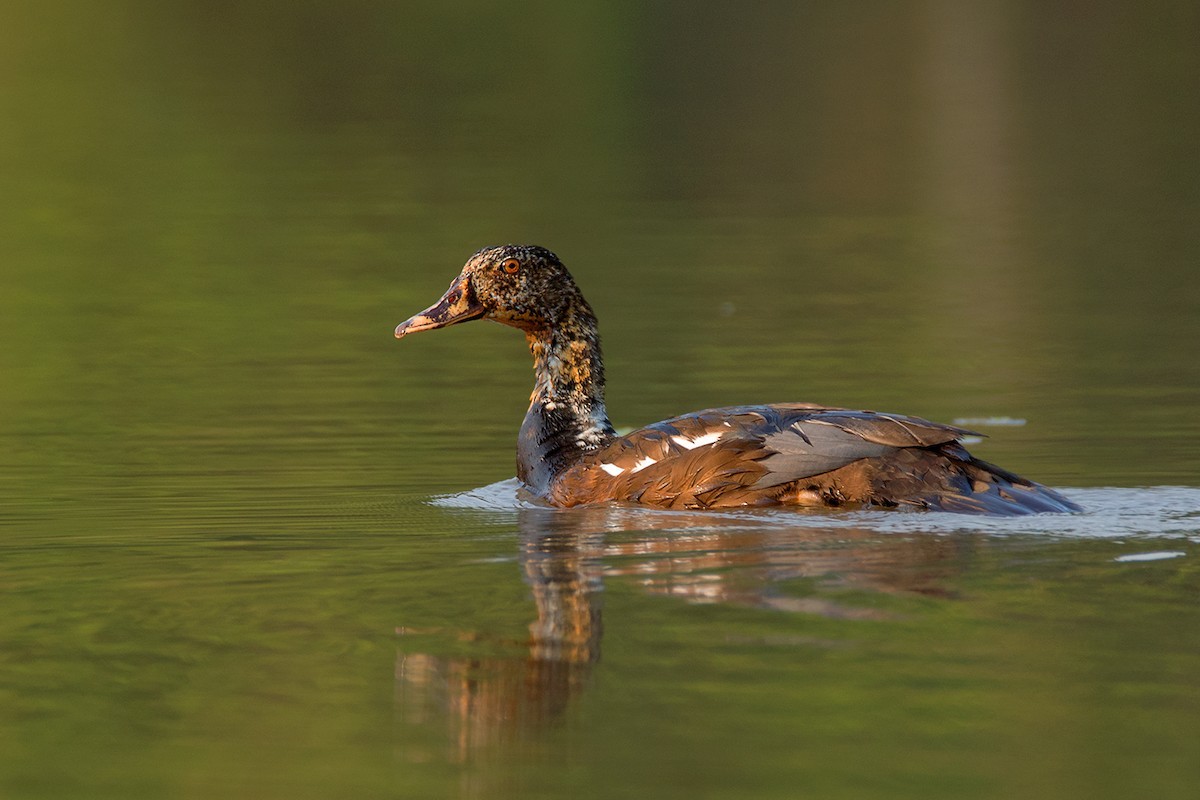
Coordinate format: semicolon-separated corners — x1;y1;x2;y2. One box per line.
2;3;1199;799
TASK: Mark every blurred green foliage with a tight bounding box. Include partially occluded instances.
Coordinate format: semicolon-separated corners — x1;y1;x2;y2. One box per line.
0;3;1198;798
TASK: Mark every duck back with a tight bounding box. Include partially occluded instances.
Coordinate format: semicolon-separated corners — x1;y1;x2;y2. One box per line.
547;404;1079;515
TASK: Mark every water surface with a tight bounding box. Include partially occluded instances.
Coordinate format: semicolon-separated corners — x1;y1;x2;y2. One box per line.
2;3;1198;799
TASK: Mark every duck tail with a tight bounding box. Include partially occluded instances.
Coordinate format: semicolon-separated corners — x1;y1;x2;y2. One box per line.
920;453;1081;515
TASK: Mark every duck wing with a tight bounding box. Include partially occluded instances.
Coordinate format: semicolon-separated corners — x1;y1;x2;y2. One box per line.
550;404;1076;514
750;407;974;488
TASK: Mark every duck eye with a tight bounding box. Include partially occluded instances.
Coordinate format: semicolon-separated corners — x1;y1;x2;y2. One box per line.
502;258;521;275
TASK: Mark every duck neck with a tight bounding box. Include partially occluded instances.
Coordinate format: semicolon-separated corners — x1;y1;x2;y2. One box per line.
518;305;616;493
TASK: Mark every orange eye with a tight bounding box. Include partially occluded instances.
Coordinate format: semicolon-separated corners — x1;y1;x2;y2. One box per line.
502;258;520;274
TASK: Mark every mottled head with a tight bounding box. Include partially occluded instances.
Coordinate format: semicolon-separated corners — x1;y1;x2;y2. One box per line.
394;245;588;339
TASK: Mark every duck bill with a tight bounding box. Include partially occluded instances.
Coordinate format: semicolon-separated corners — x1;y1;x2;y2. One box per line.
394;275;486;338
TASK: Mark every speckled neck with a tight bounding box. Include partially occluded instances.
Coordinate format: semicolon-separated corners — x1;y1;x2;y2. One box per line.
517;303;616;493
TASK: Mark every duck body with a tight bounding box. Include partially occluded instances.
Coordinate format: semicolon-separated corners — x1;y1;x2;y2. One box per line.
396;245;1079;516
528;404;1076;514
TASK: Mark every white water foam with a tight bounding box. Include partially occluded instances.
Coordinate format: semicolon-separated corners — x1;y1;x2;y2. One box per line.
1113;551;1187;562
433;481;1200;541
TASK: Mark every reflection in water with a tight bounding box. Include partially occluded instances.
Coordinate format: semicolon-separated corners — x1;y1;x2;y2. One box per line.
587;506;969;610
396;506;975;763
396;513;604;761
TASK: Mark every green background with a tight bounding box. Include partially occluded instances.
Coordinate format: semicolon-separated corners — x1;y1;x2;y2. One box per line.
1;2;1198;798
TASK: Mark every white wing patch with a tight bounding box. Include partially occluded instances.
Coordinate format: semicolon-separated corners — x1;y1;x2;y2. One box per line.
630;456;658;473
671;431;725;450
599;426;721;480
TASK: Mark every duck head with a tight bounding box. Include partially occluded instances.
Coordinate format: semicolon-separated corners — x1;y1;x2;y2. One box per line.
394;244;584;338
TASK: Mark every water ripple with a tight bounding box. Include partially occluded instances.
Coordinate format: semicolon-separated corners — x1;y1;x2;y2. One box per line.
435;481;1200;541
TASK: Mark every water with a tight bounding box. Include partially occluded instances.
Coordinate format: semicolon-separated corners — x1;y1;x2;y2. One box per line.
2;2;1199;799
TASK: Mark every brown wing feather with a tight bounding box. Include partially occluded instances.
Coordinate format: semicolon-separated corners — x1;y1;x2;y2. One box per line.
551;423;772;509
798;409;977;447
548;404;1076;515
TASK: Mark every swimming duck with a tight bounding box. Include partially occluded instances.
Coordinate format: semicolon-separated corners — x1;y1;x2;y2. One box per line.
394;245;1079;515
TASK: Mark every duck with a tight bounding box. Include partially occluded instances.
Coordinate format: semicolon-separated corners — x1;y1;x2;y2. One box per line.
394;245;1080;515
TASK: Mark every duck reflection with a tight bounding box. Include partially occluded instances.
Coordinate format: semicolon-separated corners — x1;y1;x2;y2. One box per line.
396;509;603;759
395;505;973;760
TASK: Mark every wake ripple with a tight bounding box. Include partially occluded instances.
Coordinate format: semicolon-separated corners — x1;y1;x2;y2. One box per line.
433;481;1200;541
